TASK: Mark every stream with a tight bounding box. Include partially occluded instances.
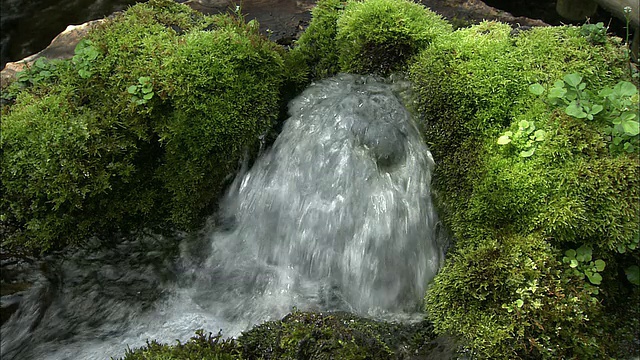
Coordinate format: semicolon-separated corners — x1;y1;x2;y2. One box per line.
0;74;446;359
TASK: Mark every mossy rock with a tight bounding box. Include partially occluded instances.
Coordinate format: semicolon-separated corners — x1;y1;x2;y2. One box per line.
290;0;451;82
120;311;455;360
410;21;638;358
336;0;450;76
1;0;285;251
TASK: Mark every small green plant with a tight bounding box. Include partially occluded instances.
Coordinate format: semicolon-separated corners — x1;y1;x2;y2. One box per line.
625;265;640;285
623;6;635;77
529;73;639;153
17;57;59;84
599;81;639;153
546;73;604;120
617;232;639;254
562;245;606;286
1;57;61;102
127;76;154;105
580;22;608;45
72;39;100;78
497;119;546;157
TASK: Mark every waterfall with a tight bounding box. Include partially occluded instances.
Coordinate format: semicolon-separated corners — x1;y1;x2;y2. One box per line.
1;74;445;360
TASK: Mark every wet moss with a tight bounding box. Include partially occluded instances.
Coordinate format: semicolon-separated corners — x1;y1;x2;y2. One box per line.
1;0;285;251
290;0;451;82
119;311;453;360
409;21;638;358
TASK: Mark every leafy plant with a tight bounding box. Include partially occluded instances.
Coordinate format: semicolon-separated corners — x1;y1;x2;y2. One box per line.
529;73;639;154
72;39;100;78
127;76;154;105
497;119;546;157
1;57;62;102
625;265;640;285
580;22;608;45
599;81;639;153
617;232;639;253
562;245;606;286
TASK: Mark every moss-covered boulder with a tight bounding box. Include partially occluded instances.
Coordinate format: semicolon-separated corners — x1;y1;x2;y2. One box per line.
291;0;451;82
409;21;639;358
336;0;450;75
119;311;455;360
1;0;285;251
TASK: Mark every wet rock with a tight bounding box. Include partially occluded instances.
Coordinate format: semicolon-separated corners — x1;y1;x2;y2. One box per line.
0;248;40;325
420;0;548;28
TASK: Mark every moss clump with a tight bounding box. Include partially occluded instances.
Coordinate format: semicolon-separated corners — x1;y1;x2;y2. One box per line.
336;0;450;76
120;311;450;360
291;0;451;82
410;22;638;358
1;0;285;251
120;330;242;360
289;0;345;82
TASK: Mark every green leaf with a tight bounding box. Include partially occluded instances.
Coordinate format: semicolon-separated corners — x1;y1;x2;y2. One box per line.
143;92;154;100
548;86;567;99
590;104;603;115
577;246;592;262
622;120;640;136
594;259;606;272
529;83;545;95
565;101;587;118
565;249;577;258
570;259;579;268
587;272;602;285
563;73;583;88
625;265;640;285
624;142;635;152
519;147;535;158
518;120;530;130
497;135;511;145
127;85;138;94
34;57;48;69
516;299;524;308
616;81;638;97
78;69;92;79
533;129;546;141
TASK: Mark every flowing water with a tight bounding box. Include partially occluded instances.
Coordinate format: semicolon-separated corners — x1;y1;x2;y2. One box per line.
0;74;446;359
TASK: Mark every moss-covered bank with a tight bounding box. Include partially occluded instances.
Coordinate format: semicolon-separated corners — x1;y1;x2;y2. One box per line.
118;311;453;360
1;0;286;251
409;21;639;359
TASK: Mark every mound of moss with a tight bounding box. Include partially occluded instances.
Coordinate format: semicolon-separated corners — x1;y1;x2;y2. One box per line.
291;0;450;82
1;0;285;251
119;311;454;360
409;22;639;358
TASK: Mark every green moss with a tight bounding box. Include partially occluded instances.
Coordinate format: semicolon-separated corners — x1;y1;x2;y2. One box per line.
289;0;345;82
1;0;285;251
410;22;638;358
120;311;445;360
425;233;605;358
119;331;242;360
336;0;450;76
290;0;451;82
